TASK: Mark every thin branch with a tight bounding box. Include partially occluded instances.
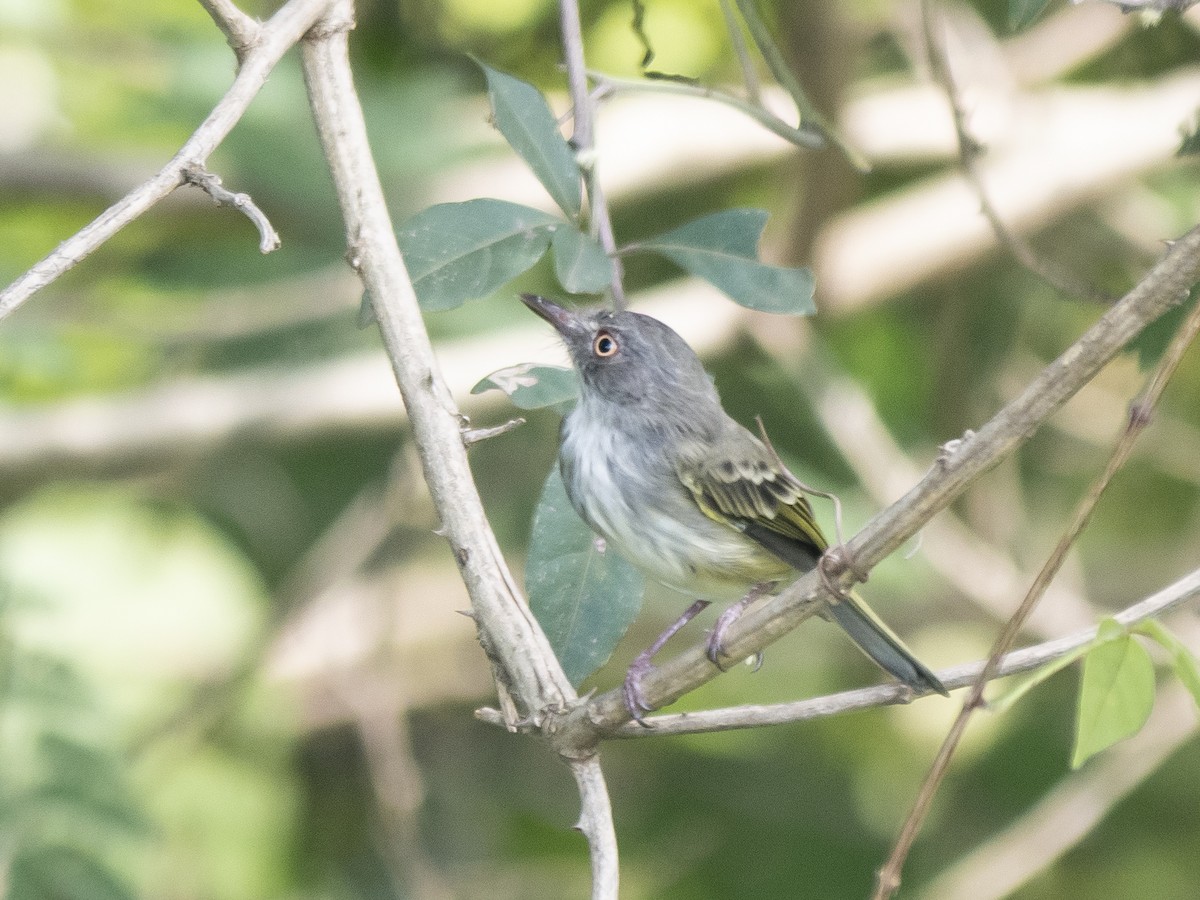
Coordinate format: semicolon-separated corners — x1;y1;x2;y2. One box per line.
731;0;867;170
588;71;822;149
874;271;1200;899
182;164;281;253
719;0;762;105
0;0;331;322
298;0;573;722
461;416;525;446
920;0;1112;303
540;223;1200;746
924;666;1199;900
558;0;626;307
197;0;262;61
477;564;1200;736
569;757;620;900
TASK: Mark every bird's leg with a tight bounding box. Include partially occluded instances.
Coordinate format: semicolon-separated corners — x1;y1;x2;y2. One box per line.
706;582;775;670
624;599;711;726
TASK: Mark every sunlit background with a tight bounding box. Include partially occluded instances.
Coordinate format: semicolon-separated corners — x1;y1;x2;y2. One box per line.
2;0;1200;897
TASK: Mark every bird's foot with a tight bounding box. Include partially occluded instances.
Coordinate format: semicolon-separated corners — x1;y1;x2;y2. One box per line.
705;583;773;669
623;599;711;726
622;652;657;727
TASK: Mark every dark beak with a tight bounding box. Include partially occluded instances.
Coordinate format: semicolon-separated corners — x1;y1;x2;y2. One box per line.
519;293;588;339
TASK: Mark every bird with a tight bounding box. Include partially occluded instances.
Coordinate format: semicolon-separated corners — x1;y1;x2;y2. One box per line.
520;293;947;721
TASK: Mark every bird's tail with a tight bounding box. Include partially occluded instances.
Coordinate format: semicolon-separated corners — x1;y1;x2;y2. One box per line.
825;592;948;696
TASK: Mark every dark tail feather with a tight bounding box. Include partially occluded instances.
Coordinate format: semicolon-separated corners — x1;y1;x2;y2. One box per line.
825;593;948;696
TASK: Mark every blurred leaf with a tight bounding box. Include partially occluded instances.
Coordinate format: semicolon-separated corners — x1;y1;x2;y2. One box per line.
1136;619;1200;710
477;61;582;219
1072;621;1156;768
1178;114;1200;156
526;467;644;686
638;209;816;314
9;845;136;900
550;226;613;294
1128;290;1198;369
472;363;578;411
37;733;148;834
989;642;1091;714
1008;0;1052;30
396;200;560;310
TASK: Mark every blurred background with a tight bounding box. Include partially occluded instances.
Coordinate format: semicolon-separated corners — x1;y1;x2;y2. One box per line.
2;0;1200;897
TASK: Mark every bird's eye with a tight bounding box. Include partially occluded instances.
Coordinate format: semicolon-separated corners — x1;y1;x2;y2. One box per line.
593;331;618;358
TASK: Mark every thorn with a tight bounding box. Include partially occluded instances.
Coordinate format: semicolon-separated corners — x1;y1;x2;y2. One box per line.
456;608;476;619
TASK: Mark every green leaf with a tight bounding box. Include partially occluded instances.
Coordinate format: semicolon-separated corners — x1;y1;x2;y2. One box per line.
1179;114;1200;156
638;209;816;314
526;467;644;686
1127;290;1198;369
472;363;578;411
396;200;560;310
477;61;582;219
1072;629;1156;768
989;643;1091;714
9;845;136;900
36;733;148;835
1008;0;1051;31
550;226;613;294
1136;619;1200;711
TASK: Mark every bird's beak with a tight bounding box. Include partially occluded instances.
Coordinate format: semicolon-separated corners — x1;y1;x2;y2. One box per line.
519;293;589;339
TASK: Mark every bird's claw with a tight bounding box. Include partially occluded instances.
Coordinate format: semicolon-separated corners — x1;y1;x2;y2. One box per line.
623;654;657;727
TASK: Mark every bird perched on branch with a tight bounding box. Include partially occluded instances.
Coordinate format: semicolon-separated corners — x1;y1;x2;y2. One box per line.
521;293;946;722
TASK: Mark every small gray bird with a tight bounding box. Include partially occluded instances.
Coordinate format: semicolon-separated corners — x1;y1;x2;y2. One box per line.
521;294;946;721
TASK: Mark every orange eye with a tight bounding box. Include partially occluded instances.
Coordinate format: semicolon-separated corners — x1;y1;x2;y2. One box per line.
593;331;618;357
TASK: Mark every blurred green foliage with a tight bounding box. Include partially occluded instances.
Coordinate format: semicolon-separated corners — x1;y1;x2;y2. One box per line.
2;0;1200;898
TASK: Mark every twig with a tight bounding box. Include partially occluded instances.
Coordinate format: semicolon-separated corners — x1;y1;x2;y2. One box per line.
558;0;626;308
475;564;1200;735
197;0;261;61
719;0;762;105
873;263;1200;899
588;71;822;149
569;757;620;900
920;0;1112;303
299;0;574;720
182;164;281;253
731;0;867;170
461;416;525;446
542;223;1200;745
0;0;331;322
924;663;1199;900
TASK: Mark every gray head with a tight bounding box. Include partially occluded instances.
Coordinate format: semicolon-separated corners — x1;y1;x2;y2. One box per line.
520;294;720;412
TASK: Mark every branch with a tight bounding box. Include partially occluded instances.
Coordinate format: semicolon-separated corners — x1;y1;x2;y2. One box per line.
197;0;262;61
547;223;1200;743
924;669;1199;900
558;0;625;307
875;258;1200;899
920;0;1111;303
298;0;573;725
300;9;618;892
0;0;331;321
569;757;620;900
477;564;1200;736
182;164;281;253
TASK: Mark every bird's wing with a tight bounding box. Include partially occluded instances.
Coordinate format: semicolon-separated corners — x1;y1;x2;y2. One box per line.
675;427;829;556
